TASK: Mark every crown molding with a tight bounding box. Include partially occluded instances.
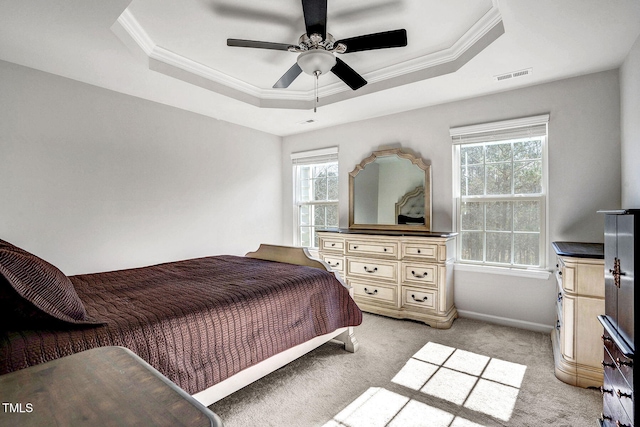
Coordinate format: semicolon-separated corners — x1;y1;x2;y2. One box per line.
117;9;154;55
115;4;504;109
318;5;503;98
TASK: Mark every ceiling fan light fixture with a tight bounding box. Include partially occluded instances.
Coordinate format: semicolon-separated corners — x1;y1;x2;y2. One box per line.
296;49;336;76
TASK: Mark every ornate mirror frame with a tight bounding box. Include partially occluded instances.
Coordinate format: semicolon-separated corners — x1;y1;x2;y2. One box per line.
349;148;432;231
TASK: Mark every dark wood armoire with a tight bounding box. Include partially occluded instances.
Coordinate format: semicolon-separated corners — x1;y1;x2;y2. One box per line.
598;210;637;426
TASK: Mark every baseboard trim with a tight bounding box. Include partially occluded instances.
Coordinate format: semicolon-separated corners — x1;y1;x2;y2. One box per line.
457;309;553;333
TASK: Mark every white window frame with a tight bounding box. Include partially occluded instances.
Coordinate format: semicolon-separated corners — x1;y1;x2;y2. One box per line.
451;115;550;274
291;146;339;249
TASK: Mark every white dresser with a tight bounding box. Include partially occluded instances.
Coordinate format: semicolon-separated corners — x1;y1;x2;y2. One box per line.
318;230;457;329
551;242;605;388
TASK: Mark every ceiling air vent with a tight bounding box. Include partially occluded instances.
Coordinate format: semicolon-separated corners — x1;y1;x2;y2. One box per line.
494;68;532;82
297;119;318;125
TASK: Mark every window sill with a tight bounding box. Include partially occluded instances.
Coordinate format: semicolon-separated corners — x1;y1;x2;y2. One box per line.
454;263;552;280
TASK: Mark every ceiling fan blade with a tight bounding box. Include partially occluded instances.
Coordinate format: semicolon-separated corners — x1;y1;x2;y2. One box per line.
301;0;327;39
227;39;293;51
337;29;407;53
331;58;367;90
273;63;303;88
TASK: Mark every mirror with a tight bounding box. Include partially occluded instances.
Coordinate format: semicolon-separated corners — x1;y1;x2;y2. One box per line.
349;148;432;231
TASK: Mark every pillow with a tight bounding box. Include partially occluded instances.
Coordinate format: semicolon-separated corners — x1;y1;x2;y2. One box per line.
0;239;100;326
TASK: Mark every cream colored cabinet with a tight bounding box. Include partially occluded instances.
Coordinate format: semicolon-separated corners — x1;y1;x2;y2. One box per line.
318;231;457;329
551;242;605;388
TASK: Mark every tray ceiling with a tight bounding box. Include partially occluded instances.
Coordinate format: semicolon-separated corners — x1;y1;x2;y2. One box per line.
115;0;502;109
1;0;639;135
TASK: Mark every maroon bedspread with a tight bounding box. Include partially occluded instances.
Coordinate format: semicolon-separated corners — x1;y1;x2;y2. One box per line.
0;255;362;394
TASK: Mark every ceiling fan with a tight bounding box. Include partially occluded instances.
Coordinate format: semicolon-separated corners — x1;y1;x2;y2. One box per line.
226;0;407;107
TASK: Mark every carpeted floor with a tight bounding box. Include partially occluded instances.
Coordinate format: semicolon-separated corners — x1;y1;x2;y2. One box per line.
210;313;602;427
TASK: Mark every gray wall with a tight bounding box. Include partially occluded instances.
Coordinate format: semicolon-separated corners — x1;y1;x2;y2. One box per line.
621;34;640;208
0;56;625;331
282;70;621;331
0;60;283;275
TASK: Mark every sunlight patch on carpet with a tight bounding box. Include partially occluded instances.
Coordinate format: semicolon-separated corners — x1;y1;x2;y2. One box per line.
464;379;520;421
412;342;456;365
411;342;526;422
325;342;528;426
420;367;478;405
391;358;438;390
326;387;409;427
481;358;527;388
443;349;490;376
388;400;454;427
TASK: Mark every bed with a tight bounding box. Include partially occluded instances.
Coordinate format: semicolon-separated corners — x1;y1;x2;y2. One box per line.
0;239;362;406
396;185;425;225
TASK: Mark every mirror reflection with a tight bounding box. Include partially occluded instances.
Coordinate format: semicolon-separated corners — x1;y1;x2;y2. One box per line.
350;149;432;231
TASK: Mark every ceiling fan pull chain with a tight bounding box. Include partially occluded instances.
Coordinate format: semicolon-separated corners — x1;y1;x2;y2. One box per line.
314;70;320;113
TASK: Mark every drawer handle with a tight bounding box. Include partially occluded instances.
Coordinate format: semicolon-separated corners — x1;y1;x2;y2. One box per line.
328;261;340;267
601;360;616;369
383;248;387;252
600;386;613;396
616;357;633;368
364;266;378;273
557;292;562;302
363;288;378;295
556;320;561;331
411;270;428;279
610;258;626;288
417;249;421;254
616;389;632;399
411;294;428;303
558;271;562;276
601;334;613;343
331;243;336;247
616;421;631;427
352;245;359;249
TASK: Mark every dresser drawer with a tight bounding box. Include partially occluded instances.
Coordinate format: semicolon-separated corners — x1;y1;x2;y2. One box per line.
603;341;634;419
601;388;633;427
401;262;437;286
401;286;437;310
556;256;573;292
321;254;344;272
401;242;438;261
320;238;345;253
602;356;634;427
346;240;397;258
346;258;398;282
351;280;397;306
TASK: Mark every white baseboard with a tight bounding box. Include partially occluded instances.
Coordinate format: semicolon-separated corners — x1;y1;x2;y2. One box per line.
457;309;553;334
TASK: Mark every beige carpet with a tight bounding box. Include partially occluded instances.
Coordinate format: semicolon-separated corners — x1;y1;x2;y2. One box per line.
210;313;602;427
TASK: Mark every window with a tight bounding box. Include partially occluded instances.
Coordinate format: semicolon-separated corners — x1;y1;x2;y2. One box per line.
451;115;548;269
292;147;339;249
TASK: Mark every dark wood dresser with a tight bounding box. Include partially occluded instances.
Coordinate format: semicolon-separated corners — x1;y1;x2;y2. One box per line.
0;346;223;427
598;210;637;427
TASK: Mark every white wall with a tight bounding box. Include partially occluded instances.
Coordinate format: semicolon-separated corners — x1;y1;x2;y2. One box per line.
621;34;640;208
282;70;621;330
0;60;283;275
